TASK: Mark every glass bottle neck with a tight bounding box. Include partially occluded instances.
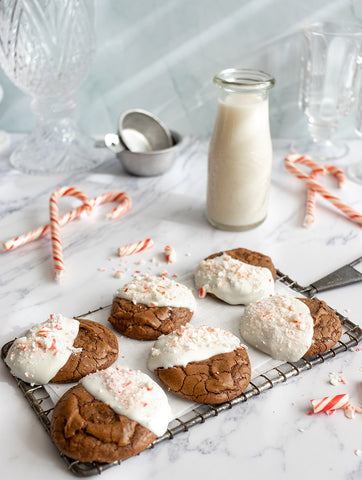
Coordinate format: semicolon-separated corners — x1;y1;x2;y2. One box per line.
213;68;274;104
217;87;270;103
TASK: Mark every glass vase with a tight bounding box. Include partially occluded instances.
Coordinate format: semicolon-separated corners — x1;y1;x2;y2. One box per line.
0;0;103;174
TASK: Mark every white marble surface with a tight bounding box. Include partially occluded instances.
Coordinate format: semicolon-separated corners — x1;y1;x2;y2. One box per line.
1;136;362;479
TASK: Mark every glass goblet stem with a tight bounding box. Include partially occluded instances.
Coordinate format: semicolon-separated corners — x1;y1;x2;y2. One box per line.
307;117;339;144
30;97;77;122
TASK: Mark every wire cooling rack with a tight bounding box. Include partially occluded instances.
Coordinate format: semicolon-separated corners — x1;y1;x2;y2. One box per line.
2;269;362;477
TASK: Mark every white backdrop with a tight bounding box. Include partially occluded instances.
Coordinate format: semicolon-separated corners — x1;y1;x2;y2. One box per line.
0;0;361;139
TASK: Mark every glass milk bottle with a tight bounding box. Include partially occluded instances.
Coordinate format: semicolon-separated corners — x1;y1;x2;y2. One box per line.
206;69;275;230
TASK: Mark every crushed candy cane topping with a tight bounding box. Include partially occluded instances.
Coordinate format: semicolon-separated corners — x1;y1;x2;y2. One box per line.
164;245;177;263
5;313;80;385
148;324;245;370
194;253;274;305
344;405;356;419
240;295;314;362
114;275;196;311
329;372;347;385
81;366;169;436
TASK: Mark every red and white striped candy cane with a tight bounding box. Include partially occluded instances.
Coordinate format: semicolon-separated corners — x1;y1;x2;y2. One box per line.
285;154;362;227
92;191;132;220
117;238;154;257
310;393;350;413
303;163;346;227
303;166;325;227
324;164;346;187
49;187;93;282
2;191;131;251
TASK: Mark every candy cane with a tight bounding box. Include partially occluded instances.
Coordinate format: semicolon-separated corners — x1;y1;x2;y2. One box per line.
310;393;350;413
324;164;346;187
285;154;362;227
2;191;131;251
49;187;93;282
117;238;154;257
303;166;325;227
302;163;345;227
93;191;132;220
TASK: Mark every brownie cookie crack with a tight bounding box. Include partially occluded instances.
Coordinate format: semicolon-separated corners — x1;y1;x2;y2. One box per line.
298;298;342;357
51;319;118;383
109;298;193;340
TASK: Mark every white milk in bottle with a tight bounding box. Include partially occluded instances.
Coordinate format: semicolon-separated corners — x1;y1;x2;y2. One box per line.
206;69;275;230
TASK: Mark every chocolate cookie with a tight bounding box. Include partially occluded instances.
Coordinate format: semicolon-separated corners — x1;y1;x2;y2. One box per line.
51;319;118;383
194;247;276;305
109;298;193;340
298;298;342;357
109;275;196;340
50;384;156;463
5;314;118;385
154;349;251;404
148;325;251;404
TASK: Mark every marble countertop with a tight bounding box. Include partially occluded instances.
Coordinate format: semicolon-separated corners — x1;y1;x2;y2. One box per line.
1;136;362;480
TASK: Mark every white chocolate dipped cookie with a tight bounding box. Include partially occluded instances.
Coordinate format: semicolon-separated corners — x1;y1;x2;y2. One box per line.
51;366;169;463
195;248;276;305
109;275;196;340
148;325;251;404
5;313;118;385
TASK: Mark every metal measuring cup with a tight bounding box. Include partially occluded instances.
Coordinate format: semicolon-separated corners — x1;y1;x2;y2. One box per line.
100;109;181;176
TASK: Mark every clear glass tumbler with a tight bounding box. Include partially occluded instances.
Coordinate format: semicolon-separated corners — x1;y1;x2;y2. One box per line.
292;22;362;161
0;0;103;174
206;68;275;231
